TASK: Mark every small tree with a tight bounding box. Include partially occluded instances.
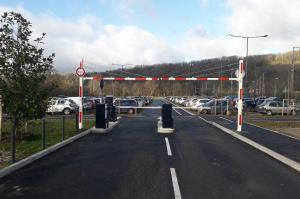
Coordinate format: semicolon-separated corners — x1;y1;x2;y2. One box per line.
0;12;55;134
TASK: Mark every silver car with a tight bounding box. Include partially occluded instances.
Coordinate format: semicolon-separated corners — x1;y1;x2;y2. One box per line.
257;101;296;115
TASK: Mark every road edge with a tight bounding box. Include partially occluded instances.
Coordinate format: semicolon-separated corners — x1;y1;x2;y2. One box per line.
198;116;300;173
0;128;92;179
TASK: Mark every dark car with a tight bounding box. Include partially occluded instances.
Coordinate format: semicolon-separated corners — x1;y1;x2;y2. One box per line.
244;100;256;112
115;99;138;114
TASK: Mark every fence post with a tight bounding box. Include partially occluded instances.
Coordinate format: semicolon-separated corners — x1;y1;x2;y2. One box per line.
214;99;217;115
282;99;284;116
75;113;79;132
62;116;65;141
11;123;16;163
41;119;46;149
0;95;2;141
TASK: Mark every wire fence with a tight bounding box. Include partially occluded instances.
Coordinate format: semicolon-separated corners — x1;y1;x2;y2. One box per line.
0;114;95;169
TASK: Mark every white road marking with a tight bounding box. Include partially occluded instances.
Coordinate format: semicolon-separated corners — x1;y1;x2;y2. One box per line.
219;117;233;123
198;116;300;172
170;168;182;199
165;137;172;156
173;108;182;115
165;99;195;116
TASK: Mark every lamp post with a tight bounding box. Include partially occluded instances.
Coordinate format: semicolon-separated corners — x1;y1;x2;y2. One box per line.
291;47;300;100
228;34;268;94
274;77;279;97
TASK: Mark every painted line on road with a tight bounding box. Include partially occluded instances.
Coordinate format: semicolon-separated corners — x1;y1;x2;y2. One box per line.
165;99;195;116
170;168;182;199
245;122;300;141
219;117;233;123
165;137;173;156
198;116;300;173
173;107;182;115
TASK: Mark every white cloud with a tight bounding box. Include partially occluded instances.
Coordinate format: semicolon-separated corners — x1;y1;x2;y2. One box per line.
0;5;181;72
1;0;300;72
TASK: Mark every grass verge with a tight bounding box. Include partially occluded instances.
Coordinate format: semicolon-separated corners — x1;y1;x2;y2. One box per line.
0;116;94;169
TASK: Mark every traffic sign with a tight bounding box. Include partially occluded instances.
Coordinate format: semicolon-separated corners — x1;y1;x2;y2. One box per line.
235;69;245;78
76;67;86;77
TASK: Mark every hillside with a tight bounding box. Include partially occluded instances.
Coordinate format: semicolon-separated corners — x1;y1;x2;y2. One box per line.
49;52;300;99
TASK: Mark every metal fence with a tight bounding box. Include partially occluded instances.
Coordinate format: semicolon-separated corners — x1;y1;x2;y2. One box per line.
0;114;95;167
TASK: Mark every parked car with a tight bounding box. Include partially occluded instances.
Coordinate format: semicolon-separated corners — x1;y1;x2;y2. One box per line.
257;101;296;115
114;99;138;114
198;100;232;115
192;98;211;110
46;99;78;115
234;100;256;112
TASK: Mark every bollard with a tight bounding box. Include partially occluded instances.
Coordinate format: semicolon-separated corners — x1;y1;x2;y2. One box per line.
41;119;46;149
162;104;173;128
62;116;65;141
96;104;107;129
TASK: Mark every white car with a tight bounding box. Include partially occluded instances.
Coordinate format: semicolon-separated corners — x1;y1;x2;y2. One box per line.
192;98;211;110
46;99;78;115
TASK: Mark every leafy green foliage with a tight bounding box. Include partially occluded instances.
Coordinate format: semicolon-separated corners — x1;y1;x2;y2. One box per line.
0;12;55;125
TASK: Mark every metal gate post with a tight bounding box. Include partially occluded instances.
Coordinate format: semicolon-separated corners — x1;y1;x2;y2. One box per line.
79;76;83;130
237;60;244;132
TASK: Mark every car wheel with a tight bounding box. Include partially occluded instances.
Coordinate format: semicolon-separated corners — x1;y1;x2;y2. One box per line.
266;110;272;116
63;108;71;115
201;110;208;114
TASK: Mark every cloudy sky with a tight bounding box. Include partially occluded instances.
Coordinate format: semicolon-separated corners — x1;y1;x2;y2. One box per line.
0;0;300;72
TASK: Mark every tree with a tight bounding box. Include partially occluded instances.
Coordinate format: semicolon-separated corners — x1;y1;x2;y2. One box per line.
0;11;55;156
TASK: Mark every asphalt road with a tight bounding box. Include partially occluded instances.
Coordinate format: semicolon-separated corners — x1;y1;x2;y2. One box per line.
0;99;299;199
200;114;300;162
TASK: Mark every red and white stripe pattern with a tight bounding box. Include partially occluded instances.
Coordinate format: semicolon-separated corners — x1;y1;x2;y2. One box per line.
237;60;244;132
78;60;83;129
86;76;238;81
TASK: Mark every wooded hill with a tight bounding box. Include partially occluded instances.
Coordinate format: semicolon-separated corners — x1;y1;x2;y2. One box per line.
48;52;300;99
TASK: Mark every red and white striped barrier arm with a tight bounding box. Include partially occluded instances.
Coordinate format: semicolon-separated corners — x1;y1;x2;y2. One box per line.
84;77;239;81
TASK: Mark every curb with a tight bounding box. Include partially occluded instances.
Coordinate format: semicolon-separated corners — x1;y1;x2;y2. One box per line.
157;117;174;134
198;116;300;173
0;128;92;179
91;120;120;133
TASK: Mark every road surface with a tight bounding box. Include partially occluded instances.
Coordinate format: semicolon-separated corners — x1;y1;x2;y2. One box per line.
0;99;299;199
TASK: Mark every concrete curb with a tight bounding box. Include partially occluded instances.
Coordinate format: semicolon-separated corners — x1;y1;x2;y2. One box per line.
198;116;300;173
0;128;92;179
91;120;120;133
157;117;174;134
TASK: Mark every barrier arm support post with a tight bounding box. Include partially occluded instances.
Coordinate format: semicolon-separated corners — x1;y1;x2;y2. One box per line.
237;60;244;132
78;60;84;130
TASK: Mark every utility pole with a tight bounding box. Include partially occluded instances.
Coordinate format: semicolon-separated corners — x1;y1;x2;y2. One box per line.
291;47;300;99
262;72;265;96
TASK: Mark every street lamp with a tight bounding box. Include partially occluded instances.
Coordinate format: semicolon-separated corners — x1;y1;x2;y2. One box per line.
228;34;268;94
291;47;300;100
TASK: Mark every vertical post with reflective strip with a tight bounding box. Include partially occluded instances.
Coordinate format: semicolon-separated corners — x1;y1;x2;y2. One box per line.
237;60;244;132
78;60;83;130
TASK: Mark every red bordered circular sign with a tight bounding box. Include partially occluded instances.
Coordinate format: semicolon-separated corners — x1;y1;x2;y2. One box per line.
76;67;86;77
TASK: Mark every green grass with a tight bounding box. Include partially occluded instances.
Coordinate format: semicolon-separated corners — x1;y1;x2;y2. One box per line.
0;117;94;169
249;120;300;129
